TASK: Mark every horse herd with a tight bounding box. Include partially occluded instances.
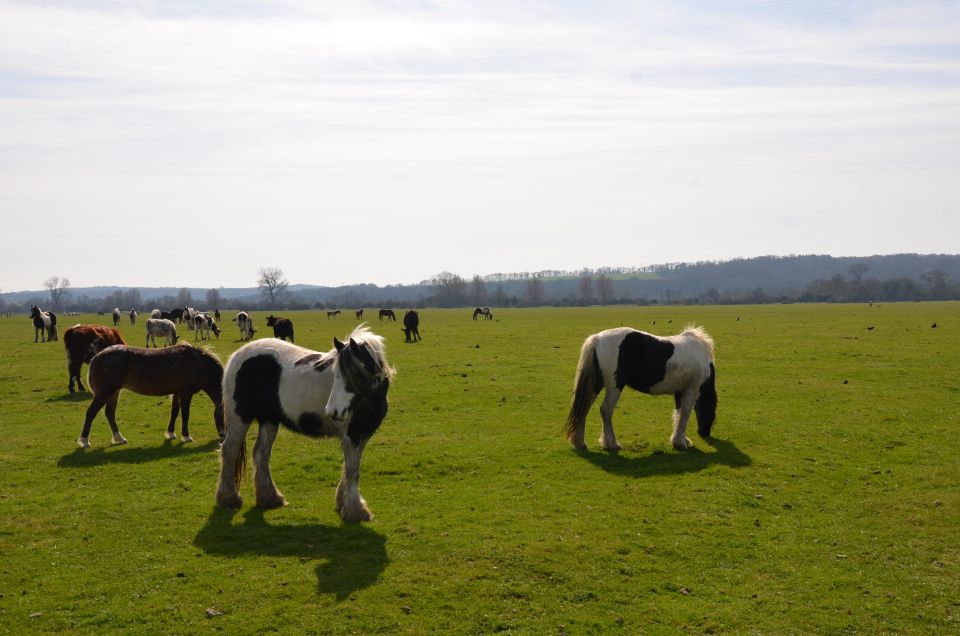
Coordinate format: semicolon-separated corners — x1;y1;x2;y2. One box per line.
31;305;718;523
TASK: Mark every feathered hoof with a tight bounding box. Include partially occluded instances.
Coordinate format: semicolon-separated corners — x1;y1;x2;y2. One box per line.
77;436;90;449
340;502;373;523
215;491;243;509
671;437;693;451
112;433;128;445
165;430;177;440
599;439;621;452
256;493;287;509
181;435;194;443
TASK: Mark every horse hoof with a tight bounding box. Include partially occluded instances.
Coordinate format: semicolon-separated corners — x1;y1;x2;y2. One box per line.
340;505;373;523
256;496;287;510
216;493;243;509
77;437;90;449
165;431;177;440
112;434;128;445
182;435;194;443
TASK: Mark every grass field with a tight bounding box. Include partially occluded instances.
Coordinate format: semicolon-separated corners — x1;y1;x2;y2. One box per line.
1;304;958;634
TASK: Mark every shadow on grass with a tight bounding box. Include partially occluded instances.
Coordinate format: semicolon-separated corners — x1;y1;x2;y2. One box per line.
194;507;388;600
47;392;90;403
576;437;751;478
57;438;221;468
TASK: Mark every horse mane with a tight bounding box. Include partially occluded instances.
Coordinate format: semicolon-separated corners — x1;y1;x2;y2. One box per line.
681;324;715;359
345;324;395;379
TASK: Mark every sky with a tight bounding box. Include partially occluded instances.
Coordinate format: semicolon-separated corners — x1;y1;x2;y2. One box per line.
1;1;959;292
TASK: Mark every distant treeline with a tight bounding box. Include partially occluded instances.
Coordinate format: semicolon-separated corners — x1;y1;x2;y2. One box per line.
2;254;958;313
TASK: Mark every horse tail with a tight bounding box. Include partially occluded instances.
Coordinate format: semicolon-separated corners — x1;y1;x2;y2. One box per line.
694;362;717;438
565;334;602;440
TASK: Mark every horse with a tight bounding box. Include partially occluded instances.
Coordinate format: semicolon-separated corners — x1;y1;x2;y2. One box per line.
472;307;493;320
403;310;421;342
30;305;58;342
77;343;225;448
232;311;255;340
214;309;221;322
163;308;185;323
112;308;121;326
129;309;138;325
215;325;394;522
355;309;364;319
183;307;197;330
565;325;717;452
266;315;294;342
145;318;179;347
150;309;161;319
194;313;221;341
63;324;127;393
327;310;341;319
378;309;396;323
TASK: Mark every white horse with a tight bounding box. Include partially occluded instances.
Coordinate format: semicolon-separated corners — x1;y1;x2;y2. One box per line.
112;308;121;326
565;325;717;451
216;325;394;522
150;309;161;319
145;318;179;347
232;311;255;340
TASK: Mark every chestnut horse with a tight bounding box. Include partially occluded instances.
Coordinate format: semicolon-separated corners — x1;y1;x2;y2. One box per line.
77;343;225;448
63;324;127;393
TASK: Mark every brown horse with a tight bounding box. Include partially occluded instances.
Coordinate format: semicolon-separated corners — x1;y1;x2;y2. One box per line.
63;324;127;393
77;343;225;448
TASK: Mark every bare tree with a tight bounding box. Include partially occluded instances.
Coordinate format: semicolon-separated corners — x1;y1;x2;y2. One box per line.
258;267;290;308
471;274;487;306
848;263;869;284
525;276;545;305
44;276;71;311
206;288;222;310
176;287;194;307
578;272;594;303
430;271;467;306
597;274;614;305
493;283;506;306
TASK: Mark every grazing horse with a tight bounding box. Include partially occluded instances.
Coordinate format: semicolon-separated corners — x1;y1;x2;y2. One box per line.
266;315;294;342
565;325;717;452
378;309;396;323
327;310;341;319
232;311;255;340
145;318;179;347
112;308;121;326
63;324;126;393
129;309;138;325
403;310;421;342
194;313;221;341
77;343;225;448
30;305;58;342
355;308;364;319
183;307;197;330
150;309;161;319
216;325;394;522
472;307;493;320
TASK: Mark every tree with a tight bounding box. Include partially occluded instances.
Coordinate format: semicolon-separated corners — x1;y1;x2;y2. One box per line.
493;283;506;307
430;271;466;307
848;263;869;284
578;272;594;303
258;267;290;308
471;275;487;306
596;274;614;305
921;269;950;299
176;287;194;307
206;288;222;310
525;276;545;305
44;276;71;311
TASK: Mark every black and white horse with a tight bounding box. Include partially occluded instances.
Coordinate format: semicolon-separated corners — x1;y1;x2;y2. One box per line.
145;318;179;347
129;309;138;325
112;308;121;326
565;325;717;451
193;313;221;340
232;311;255;340
472;307;493;320
30;305;58;342
216;325;394;522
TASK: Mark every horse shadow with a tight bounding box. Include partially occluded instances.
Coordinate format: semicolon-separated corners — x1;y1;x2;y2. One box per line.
57;438;221;468
47;392;91;403
193;507;388;600
576;437;751;478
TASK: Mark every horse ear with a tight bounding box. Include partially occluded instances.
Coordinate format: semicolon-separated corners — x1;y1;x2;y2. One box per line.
348;338;362;354
333;337;345;352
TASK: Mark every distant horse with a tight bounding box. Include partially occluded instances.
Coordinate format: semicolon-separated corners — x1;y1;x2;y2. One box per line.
472;307;493;320
565;325;717;452
77;343;225;448
129;309;138;325
355;309;364;319
183;307;197;330
215;325;394;522
327;310;341;319
214;309;221;322
193;313;221;341
403;310;421;342
150;309;161;319
378;309;396;323
145;318;179;347
160;308;184;323
30;305;58;342
266;315;294;342
63;324;126;393
112;308;121;326
232;311;255;340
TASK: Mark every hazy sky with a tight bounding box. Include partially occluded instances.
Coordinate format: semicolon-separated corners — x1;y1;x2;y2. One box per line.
2;1;959;292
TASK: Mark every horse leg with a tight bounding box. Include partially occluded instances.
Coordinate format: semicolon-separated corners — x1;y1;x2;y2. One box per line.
179;393;194;442
78;395;108;448
337;437;372;522
165;395;180;440
215;411;249;508
252;423;286;508
671;390;698;450
598;387;623;451
104;392;127;445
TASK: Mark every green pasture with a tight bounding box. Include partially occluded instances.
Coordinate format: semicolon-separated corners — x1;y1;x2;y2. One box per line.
1;304;958;634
